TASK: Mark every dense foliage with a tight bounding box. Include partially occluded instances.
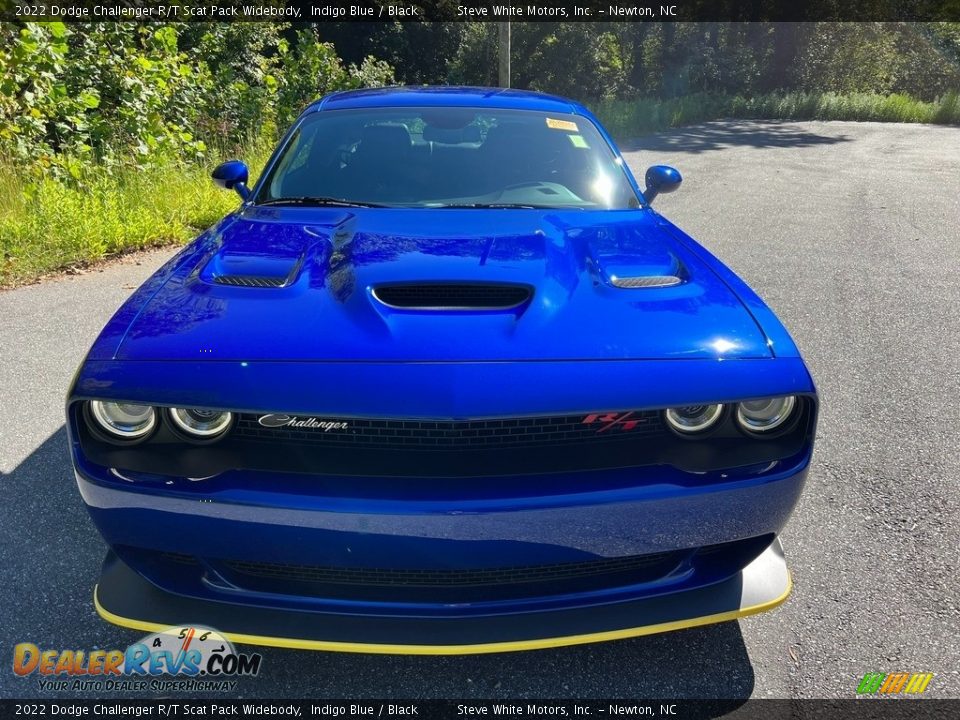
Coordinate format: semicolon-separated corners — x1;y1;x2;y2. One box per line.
0;22;393;179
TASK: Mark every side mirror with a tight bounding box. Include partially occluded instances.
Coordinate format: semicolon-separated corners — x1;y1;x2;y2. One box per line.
642;165;682;204
212;160;251;201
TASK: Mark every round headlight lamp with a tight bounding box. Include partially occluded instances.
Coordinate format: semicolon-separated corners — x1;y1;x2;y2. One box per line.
168;408;233;439
664;404;724;434
736;396;797;432
88;401;156;440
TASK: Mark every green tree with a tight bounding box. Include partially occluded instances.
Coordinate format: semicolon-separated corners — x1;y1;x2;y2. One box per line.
275;29;393;129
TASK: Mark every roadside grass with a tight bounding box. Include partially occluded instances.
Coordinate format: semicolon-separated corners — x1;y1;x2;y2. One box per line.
0;146;270;288
3;90;959;288
594;91;960;136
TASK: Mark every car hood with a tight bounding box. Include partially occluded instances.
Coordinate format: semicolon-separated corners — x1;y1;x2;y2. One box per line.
113;207;770;362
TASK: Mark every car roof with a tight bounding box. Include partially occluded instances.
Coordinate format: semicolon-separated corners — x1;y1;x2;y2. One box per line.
307;86;585;115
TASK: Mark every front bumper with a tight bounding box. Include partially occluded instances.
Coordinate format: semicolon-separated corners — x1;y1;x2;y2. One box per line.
76;453;807;612
94;537;791;654
79;451;805;652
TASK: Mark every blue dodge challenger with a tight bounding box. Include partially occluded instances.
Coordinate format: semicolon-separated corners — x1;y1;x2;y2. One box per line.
68;87;817;654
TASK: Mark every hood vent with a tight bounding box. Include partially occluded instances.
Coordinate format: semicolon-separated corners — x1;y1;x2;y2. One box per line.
212;275;287;288
610;275;682;289
373;283;532;310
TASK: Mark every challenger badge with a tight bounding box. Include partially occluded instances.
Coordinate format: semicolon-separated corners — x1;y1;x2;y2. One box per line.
257;414;349;432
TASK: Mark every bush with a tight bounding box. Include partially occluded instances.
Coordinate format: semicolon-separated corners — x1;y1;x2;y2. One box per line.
0;23;395;180
275;30;394;130
0;23;214;177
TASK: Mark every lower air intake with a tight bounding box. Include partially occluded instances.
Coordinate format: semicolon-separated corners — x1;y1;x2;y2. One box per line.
373;283;532;309
223;551;683;588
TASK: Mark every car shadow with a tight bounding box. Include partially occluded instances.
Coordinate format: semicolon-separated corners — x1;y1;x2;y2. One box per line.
0;428;753;706
620;120;851;155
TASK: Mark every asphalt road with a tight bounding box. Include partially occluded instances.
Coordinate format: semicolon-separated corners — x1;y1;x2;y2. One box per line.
1;120;958;701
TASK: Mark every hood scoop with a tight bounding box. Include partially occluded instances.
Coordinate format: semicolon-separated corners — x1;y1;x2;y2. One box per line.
593;243;689;290
372;283;532;310
199;224;312;290
212;274;288;288
609;275;683;289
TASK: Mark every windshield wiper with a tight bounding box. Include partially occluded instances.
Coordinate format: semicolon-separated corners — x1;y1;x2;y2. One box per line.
257;196;387;208
432;203;582;210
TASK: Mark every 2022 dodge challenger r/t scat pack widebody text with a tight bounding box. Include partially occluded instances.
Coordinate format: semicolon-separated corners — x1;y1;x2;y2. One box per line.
67;87;817;654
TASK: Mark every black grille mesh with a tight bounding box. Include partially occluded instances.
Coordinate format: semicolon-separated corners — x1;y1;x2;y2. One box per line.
610;275;682;288
373;283;531;309
213;275;286;288
222;551;682;588
235;411;663;451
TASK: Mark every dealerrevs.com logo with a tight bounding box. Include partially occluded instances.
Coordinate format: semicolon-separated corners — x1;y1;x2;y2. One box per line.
13;625;262;692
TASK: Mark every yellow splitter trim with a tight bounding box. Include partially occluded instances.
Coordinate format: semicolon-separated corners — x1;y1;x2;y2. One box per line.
94;573;791;656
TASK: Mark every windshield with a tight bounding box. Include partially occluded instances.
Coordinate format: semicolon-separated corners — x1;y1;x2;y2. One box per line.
256;107;640;209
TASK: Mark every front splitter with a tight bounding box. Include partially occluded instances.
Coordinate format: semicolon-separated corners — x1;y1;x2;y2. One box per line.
94;539;791;655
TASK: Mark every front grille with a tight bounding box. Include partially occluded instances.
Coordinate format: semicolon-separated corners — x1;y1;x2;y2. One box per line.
235;411;663;451
373;283;531;309
82;399;811;479
213;274;286;288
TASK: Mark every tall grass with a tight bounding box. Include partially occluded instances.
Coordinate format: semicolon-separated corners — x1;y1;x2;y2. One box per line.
594;91;960;137
0;146;270;287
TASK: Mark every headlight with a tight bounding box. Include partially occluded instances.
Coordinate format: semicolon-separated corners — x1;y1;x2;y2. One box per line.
664;404;723;434
168;408;233;439
88;401;156;440
736;396;797;432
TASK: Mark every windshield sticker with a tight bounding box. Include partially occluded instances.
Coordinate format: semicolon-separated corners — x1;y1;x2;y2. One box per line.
568;134;590;148
546;118;579;132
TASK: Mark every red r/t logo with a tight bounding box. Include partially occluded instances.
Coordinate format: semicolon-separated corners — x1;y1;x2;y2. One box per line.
582;412;640;433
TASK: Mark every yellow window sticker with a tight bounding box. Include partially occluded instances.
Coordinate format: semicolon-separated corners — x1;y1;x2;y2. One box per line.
546;118;579;132
568;134;589;148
